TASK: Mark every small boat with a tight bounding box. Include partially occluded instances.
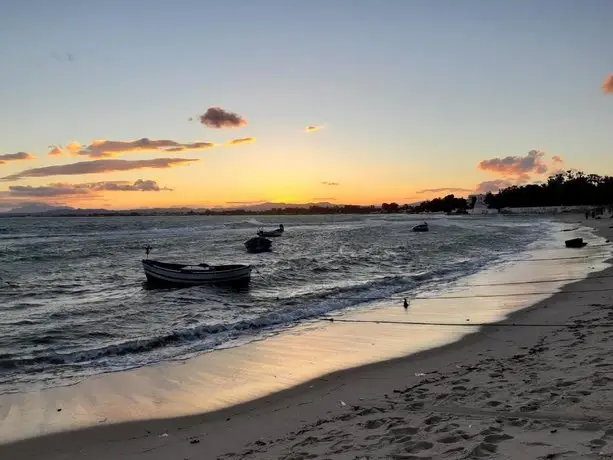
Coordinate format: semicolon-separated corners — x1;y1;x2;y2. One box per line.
245;236;272;253
565;238;587;248
412;222;429;232
257;224;284;237
142;259;252;286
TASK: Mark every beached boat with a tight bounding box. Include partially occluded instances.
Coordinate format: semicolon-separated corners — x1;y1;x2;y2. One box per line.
565;237;587;248
412;222;429;232
142;259;252;285
257;224;284;237
245;236;272;253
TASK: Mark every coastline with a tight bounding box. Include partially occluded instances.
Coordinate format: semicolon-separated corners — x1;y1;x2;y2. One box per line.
3;214;613;459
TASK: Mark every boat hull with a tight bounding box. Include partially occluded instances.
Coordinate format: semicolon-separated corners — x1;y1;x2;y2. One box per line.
257;230;283;237
142;260;252;286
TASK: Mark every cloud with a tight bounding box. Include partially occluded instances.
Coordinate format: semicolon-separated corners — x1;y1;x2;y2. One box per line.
9;185;89;197
225;137;256;146
478;150;548;178
0;152;35;165
602;75;613;94
552;155;563;164
475;179;515;194
48;146;64;156
71;138;215;158
305;125;323;133
416;187;473;194
199;107;247;129
2;158;197;181
321;181;340;186
8;180;171;197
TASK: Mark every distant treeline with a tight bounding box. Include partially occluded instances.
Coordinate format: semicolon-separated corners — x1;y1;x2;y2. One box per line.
484;171;613;210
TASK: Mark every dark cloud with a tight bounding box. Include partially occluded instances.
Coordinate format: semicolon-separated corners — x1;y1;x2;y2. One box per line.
9;185;89;197
416;187;473;194
602;75;613;94
321;181;340;186
199;107;247;129
225;137;256;146
72;138;215;158
475;179;515;194
552;155;563;164
478;150;548;178
305;125;323;133
0;152;35;165
2;158;197;181
7;180;172;197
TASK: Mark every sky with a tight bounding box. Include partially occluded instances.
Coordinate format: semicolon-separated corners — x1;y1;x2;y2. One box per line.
0;0;612;211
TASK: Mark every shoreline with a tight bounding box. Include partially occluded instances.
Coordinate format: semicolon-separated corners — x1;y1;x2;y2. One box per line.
2;214;613;459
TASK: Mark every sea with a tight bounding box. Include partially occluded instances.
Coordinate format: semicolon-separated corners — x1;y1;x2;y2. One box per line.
0;214;602;395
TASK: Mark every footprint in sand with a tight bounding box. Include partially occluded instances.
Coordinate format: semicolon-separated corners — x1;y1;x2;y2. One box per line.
435;423;460;433
480;426;503;435
470;442;498;457
588;438;607;449
423;415;443;426
483;433;514;443
402;440;434;453
363;418;386;429
389;426;420;436
437;434;463;444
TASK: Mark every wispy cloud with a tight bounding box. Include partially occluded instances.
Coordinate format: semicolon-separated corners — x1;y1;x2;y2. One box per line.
64;138;215;158
478;150;549;178
416;187;473;194
8;180;171;197
9;185;89;197
305;125;324;133
199;107;247;129
602;75;613;94
0;152;35;165
225;137;256;146
552;155;563;164
2;158;197;181
321;181;340;186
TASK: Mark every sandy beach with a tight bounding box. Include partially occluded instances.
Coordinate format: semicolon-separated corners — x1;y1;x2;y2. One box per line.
3;214;613;459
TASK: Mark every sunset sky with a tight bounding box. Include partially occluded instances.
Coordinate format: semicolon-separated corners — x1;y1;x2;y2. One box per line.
0;0;612;211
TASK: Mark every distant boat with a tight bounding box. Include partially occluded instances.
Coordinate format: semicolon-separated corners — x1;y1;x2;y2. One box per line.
245;236;272;253
257;224;284;237
412;222;429;232
142;260;252;285
565;238;587;248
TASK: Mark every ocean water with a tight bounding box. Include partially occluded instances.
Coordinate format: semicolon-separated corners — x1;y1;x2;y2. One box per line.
0;214;560;394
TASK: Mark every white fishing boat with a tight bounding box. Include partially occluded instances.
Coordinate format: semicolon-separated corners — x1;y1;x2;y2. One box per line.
142;259;252;285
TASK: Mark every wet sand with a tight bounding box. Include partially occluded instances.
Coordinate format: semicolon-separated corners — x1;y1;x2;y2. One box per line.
2;214;613;459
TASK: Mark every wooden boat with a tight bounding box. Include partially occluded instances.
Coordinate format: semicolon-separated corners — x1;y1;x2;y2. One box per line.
245;236;272;253
565;238;587;248
142;259;252;285
412;222;429;232
257;224;284;237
